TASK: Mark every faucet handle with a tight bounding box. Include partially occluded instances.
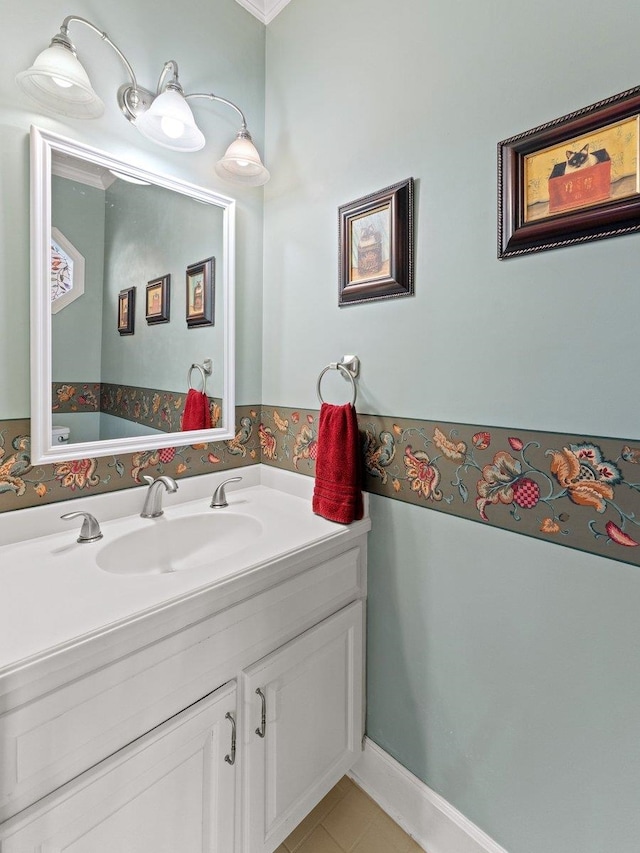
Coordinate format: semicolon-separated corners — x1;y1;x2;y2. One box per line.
210;476;242;509
61;511;103;543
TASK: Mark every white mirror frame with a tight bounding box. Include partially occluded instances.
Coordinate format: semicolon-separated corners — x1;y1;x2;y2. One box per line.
30;125;236;464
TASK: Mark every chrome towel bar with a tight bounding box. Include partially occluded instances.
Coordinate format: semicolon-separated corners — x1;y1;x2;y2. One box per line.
188;358;212;393
316;355;360;406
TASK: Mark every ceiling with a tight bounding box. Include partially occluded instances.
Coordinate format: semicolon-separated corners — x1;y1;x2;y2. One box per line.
234;0;293;24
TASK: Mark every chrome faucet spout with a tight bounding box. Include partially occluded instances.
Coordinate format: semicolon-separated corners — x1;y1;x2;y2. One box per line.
140;475;178;518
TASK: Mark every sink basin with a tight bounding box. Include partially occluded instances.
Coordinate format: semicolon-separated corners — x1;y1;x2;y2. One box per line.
96;513;264;575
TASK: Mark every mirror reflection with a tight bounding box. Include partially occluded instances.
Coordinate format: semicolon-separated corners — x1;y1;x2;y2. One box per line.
31;127;236;464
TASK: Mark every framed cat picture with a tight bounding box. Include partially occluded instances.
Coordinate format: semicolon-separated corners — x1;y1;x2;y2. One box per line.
498;84;640;258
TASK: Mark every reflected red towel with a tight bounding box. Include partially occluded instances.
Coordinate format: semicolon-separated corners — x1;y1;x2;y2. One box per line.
312;403;363;524
181;389;212;431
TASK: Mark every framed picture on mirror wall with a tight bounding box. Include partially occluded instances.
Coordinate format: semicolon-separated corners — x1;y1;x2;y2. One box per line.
117;286;135;335
338;177;414;306
146;274;171;324
186;257;215;327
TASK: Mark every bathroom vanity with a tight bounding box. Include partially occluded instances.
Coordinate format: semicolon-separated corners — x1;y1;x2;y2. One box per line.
0;468;369;852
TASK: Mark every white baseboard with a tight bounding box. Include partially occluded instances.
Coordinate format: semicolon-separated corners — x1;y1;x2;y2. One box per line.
348;738;509;853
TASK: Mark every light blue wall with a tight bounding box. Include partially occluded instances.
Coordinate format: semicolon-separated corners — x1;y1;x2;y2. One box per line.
263;2;640;852
1;0;265;417
263;0;640;438
51;175;105;381
102;180;225;397
99;413;164;440
52;173;225;401
51;412;100;444
6;1;640;849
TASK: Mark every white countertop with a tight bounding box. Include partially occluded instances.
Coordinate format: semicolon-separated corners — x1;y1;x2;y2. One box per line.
0;467;370;677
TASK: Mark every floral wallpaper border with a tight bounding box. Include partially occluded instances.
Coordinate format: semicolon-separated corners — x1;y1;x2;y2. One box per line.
4;402;640;569
52;381;222;433
259;406;640;569
0;408;258;513
53;382;101;414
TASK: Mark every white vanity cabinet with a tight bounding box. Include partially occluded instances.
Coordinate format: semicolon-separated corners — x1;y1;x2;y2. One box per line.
0;682;238;853
241;601;363;853
0;502;368;853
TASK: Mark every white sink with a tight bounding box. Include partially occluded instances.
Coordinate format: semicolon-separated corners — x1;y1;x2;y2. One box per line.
0;471;369;673
96;513;264;575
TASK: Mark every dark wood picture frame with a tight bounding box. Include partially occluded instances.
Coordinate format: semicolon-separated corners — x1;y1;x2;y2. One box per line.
499;85;640;258
186;257;215;327
338;178;414;306
117;286;135;335
145;274;171;324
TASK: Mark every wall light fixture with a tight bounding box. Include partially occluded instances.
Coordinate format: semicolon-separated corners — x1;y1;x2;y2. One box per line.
16;15;270;186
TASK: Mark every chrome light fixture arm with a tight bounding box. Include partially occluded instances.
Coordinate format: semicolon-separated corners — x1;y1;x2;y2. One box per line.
17;15;270;183
58;16;139;91
54;15;155;121
156;60;184;95
186;92;270;185
186;92;248;131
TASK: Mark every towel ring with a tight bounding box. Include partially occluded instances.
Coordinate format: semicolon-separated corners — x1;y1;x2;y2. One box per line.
188;359;212;393
317;363;357;406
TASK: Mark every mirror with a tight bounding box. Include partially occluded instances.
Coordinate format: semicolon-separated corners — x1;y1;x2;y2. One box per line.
30;126;236;464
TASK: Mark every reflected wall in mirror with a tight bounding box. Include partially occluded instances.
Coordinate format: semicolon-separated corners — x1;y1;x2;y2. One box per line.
31;126;236;464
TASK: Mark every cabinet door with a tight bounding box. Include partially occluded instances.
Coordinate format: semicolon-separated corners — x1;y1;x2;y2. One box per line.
240;600;364;853
0;682;237;853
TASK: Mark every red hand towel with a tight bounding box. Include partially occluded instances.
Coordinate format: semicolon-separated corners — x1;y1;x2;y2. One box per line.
181;389;212;431
312;402;363;524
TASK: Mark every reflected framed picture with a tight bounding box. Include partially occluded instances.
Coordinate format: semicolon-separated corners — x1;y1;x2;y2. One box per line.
338;178;414;306
186;257;215;327
117;286;135;335
499;84;640;258
146;274;170;324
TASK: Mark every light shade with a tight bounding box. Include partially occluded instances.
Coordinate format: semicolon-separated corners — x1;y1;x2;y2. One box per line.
135;88;205;152
16;43;104;119
215;132;270;186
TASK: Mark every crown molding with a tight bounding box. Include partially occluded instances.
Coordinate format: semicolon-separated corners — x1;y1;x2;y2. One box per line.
51;158;114;190
234;0;294;24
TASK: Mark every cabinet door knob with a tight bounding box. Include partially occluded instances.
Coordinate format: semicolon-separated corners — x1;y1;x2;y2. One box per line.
255;688;266;738
224;712;236;765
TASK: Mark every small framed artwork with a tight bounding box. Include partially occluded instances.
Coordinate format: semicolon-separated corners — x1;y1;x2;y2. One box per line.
145;274;171;324
499;84;640;258
338;177;414;306
186;257;215;327
117;287;135;335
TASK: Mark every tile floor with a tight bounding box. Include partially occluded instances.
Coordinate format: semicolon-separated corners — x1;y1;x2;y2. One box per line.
276;776;425;853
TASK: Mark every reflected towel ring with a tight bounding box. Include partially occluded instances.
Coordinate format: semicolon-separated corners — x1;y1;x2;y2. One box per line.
188;363;208;393
316;363;357;406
